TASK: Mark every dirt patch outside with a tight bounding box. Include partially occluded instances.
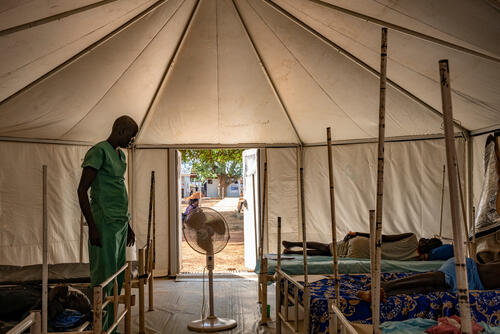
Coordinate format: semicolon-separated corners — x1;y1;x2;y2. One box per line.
180;198;252;272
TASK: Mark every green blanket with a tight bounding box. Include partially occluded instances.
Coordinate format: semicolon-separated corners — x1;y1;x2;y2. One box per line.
255;254;445;275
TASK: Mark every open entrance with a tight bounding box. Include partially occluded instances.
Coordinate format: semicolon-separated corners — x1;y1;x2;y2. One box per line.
178;149;259;273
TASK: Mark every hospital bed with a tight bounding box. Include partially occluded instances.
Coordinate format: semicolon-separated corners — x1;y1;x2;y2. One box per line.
4;263;133;334
276;272;500;334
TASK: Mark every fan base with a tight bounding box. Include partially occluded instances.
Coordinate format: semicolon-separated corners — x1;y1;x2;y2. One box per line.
187;316;237;332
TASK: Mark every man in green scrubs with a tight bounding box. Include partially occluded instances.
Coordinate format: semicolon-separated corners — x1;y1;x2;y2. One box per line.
77;116;138;331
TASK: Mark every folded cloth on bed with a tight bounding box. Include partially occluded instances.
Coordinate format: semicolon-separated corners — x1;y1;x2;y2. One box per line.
285;273;500;334
256;254;445;275
425;315;483;334
438;258;485;292
346;235;419;260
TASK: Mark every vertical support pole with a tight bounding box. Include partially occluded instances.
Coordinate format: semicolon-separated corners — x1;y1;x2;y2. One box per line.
472;206;476;256
370;210;381;334
148;241;154;311
31;310;41;334
439;165;446;238
276;217;282;332
370;210;375;278
299;147;310;334
113;277;119;319
260;162;267;261
153;170;156;270
93;286;103;334
326;128;340;315
262;258;268;324
208;254;215;318
284;280;289;321
139;247;145;334
439;59;473;334
373;27;388;334
125;263;131;334
79;212;84;263
456;163;471;256
293;286;299;332
466;139;474;253
252;174;258;264
146;171;155;270
42;165;48;334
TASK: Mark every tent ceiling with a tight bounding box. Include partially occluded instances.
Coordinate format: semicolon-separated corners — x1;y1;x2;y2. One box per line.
0;0;498;145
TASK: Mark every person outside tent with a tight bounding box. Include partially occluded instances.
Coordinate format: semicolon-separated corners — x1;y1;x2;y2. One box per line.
182;198;199;222
77;116;138;332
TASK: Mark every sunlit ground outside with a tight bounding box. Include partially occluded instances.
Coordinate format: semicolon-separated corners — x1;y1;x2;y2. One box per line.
181;198;251;273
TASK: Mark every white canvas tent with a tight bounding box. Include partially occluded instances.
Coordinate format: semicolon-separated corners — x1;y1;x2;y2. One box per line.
0;0;499;275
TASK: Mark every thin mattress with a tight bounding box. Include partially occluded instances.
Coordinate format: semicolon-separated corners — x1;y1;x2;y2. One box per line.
256;254;445;275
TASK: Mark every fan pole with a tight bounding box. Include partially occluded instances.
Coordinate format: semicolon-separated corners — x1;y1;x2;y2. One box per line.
207;254;215;318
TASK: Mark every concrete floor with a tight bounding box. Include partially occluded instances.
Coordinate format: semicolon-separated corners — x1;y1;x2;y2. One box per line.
128;275;276;334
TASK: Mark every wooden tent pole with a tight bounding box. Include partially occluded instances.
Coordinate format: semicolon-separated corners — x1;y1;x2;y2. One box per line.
439;165;446;238
153;170;156;270
299;148;310;333
372;27;388;334
276;217;282;334
260;162;267;264
252;174;258;264
456;163;471;255
439;59;473;334
146;171;155;269
42;165;48;334
326;128;340;314
79;212;84;263
370;210;382;334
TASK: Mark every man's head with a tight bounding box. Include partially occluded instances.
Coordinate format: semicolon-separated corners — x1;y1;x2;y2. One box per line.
417;237;443;255
111;116;138;148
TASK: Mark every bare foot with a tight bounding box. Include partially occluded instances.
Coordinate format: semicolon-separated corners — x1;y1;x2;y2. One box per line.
357;290;371;303
356;289;387;303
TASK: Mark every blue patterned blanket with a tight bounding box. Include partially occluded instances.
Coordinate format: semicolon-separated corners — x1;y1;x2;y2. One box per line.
284;273;500;334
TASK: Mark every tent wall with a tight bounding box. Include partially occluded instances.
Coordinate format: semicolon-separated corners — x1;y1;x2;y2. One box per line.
0;142;173;274
131;149;170;276
265;138;466;252
0;141;90;266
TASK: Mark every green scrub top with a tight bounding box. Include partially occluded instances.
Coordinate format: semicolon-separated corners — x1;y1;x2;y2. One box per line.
82;141;130;224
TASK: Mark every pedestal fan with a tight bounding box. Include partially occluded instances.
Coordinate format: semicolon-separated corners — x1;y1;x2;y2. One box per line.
182;207;237;332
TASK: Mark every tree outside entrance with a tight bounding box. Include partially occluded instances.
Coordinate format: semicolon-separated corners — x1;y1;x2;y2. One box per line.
180;149;243;198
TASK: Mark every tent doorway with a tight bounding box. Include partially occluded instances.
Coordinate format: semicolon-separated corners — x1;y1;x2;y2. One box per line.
178;149;258;273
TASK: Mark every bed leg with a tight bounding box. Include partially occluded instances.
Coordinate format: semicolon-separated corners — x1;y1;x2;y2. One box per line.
30;311;41;334
262;258;268;324
284;280;289;321
328;299;335;334
93;286;103;334
275;273;281;334
303;286;310;334
148;241;154;311
139;248;145;334
125;263;131;334
294;286;299;333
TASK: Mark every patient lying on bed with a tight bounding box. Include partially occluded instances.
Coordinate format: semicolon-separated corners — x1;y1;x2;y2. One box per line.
357;257;500;303
282;233;450;261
